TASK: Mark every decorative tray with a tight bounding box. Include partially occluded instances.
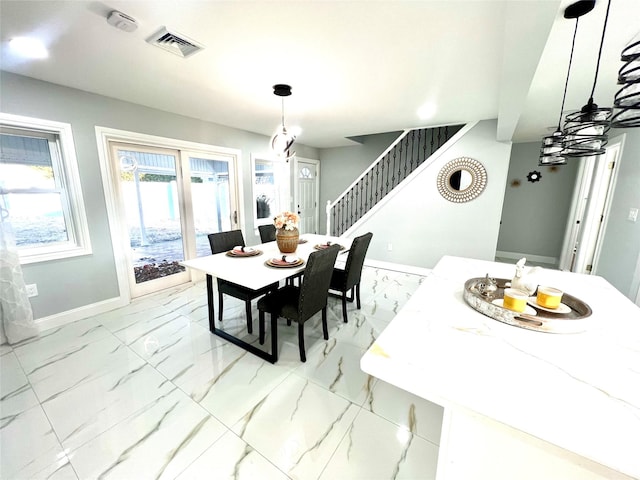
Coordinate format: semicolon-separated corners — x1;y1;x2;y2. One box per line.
463;277;592;334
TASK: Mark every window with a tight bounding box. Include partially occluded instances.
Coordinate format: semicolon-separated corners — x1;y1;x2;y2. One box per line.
0;113;91;263
252;155;290;226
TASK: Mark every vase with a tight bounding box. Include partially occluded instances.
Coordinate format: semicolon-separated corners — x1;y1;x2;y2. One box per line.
276;227;299;253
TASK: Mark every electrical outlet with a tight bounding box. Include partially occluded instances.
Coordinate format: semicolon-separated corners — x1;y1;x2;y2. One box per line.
25;284;38;297
628;208;638;223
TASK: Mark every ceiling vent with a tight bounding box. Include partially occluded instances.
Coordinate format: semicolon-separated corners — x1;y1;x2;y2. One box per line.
146;27;204;58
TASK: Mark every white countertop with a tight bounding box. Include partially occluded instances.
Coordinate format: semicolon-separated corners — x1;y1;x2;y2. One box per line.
361;256;640;478
181;234;351;290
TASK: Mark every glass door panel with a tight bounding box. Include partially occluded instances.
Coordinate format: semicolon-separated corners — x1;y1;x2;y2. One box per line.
188;155;233;258
113;144;189;297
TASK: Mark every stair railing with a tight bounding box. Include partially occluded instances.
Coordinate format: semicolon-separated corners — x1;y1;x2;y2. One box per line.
326;124;464;236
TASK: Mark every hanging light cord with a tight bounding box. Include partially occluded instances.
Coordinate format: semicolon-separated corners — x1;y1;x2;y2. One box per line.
557;18;580;129
281;98;285;128
588;0;612;101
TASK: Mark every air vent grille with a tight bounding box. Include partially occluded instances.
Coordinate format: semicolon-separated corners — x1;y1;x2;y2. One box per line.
146;27;204;58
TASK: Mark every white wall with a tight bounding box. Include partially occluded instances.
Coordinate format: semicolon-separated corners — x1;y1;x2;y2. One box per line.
347;120;512;268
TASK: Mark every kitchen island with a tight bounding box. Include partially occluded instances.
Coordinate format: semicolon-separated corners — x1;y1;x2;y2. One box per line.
361;256;640;479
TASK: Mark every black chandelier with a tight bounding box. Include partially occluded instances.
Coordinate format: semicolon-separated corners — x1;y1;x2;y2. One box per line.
563;0;613;158
270;84;296;161
539;2;591;166
611;34;640;128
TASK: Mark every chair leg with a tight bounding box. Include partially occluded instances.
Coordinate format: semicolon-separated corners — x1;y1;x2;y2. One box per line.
259;311;265;344
356;283;362;310
321;307;328;340
245;301;253;334
218;292;224;323
297;322;306;362
341;291;348;323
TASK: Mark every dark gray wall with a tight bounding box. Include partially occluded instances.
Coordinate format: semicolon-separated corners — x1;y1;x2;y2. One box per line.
497;141;579;262
0;71;318;319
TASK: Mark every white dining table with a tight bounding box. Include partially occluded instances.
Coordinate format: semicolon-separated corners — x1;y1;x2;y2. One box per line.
181;233;352;363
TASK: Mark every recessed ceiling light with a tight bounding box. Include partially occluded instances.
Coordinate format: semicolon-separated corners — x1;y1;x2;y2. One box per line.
417;102;437;120
9;37;48;59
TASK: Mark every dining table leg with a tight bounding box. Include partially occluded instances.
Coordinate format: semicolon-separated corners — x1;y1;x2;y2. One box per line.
206;274;215;332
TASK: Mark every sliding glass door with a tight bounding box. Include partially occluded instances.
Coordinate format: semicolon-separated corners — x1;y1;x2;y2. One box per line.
110;142;238;298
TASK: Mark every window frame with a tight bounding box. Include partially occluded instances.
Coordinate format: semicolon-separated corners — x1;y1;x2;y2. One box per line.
0;113;91;264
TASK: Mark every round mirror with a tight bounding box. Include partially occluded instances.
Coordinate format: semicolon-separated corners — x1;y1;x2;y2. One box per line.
449;169;473;191
437;157;487;203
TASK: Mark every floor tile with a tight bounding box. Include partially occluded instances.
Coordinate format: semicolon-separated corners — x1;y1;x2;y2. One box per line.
176;430;290;480
295;340;373;405
69;388;227;479
41;361;176;451
0;403;67;479
319;408;439;480
232;373;360;480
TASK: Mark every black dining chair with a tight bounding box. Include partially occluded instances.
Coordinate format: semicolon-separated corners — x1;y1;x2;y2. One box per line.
208;230;277;334
257;244;340;362
329;232;373;323
258;224;276;243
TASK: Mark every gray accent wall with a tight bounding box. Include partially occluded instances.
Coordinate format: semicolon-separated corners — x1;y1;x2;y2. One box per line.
346;120;512;268
596;129;640;299
497;141;579;262
319;131;401;232
1;71;318;319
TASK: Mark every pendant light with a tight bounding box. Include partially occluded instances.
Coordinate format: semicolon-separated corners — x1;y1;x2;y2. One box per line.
270;84;296;161
611;34;640;128
563;0;613;157
539;1;592;166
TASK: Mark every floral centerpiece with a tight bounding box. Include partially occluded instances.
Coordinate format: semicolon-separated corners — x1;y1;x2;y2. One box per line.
273;211;300;253
273;210;300;231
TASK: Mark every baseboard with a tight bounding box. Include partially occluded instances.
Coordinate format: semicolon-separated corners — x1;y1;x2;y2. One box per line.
364;258;432;277
495;251;558;266
34;296;128;332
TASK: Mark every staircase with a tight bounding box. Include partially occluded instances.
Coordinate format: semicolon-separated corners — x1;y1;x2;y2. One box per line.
326;124;464;236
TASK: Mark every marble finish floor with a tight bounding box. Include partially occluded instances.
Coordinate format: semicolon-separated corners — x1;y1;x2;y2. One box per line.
1;266;443;479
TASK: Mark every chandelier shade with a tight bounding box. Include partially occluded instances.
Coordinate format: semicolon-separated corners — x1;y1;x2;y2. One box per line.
563;0;613;157
611;37;640;128
539;130;567;166
270;84;296;161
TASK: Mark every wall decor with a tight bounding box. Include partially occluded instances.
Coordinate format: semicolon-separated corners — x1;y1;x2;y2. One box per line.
437;157;488;203
527;171;542;183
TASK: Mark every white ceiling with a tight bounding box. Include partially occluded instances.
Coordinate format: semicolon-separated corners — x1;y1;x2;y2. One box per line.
1;0;638;148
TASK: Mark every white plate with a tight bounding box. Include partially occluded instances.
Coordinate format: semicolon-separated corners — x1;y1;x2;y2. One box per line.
527;297;571;314
492;299;537;316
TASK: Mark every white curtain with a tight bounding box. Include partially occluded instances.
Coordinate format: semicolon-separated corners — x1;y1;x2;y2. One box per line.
0;206;38;344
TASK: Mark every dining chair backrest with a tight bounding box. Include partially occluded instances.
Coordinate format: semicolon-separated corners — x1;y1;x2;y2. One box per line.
297;245;340;323
342;232;373;290
258;224;276;243
208;230;245;255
